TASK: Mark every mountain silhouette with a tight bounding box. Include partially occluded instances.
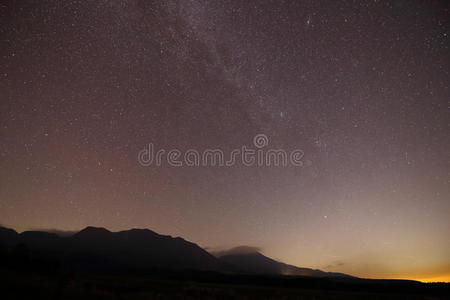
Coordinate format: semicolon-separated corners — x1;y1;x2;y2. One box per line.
72;226;113;239
0;226;19;245
218;251;352;278
0;225;223;272
1;225;445;299
0;225;351;277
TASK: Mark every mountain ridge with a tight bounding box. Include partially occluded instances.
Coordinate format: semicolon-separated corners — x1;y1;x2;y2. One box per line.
218;251;352;278
0;225;352;278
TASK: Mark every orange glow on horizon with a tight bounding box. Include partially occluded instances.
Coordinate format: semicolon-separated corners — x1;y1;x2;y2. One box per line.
414;275;450;283
378;273;450;283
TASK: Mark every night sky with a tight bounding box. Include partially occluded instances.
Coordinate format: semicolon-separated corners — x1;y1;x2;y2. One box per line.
1;0;449;282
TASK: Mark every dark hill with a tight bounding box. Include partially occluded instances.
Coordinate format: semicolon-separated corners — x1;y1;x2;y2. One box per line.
218;251;352;278
0;226;18;245
0;225;223;272
0;225;351;278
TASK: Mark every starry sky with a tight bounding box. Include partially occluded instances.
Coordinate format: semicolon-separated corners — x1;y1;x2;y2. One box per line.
0;0;449;282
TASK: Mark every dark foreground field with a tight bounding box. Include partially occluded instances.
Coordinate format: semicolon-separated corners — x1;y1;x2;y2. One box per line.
2;268;449;300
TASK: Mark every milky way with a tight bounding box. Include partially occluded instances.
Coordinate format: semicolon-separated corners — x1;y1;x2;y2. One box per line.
0;0;449;281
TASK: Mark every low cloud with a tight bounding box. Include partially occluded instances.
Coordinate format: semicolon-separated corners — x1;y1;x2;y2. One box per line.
209;245;262;257
325;260;346;269
30;228;78;237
